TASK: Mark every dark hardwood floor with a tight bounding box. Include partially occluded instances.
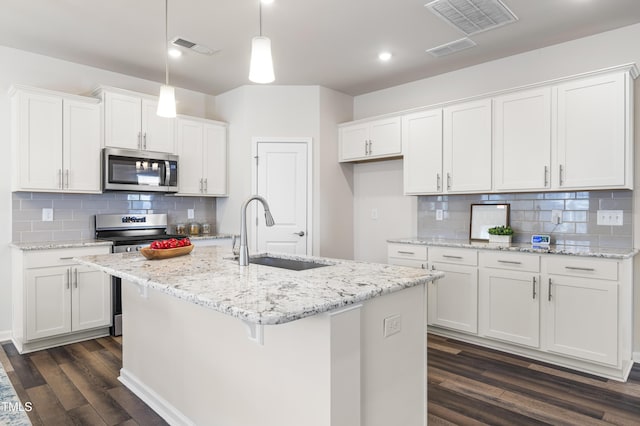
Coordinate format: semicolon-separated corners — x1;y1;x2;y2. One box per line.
428;334;640;425
0;337;167;425
2;334;639;425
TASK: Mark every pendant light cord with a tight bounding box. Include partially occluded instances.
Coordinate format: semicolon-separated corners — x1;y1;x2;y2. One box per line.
259;1;263;36
164;0;169;85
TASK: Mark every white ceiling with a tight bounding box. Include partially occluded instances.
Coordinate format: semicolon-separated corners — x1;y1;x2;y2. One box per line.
2;0;640;96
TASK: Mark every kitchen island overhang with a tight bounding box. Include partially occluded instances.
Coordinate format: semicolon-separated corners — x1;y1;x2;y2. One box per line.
76;247;443;426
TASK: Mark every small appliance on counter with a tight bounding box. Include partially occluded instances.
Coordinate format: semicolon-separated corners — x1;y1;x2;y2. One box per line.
201;223;211;234
189;222;201;235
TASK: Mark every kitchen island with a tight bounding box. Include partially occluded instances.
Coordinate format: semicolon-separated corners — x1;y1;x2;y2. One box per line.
76;246;442;426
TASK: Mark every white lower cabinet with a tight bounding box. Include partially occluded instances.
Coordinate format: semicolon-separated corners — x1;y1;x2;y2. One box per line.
479;252;540;348
428;247;478;334
387;241;633;380
12;246;112;353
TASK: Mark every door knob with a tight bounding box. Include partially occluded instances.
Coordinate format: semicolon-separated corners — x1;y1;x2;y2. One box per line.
293;231;305;237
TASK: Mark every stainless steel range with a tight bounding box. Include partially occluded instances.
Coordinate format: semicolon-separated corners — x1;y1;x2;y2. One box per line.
95;213;183;335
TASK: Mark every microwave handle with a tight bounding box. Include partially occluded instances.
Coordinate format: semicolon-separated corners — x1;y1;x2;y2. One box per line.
165;161;171;186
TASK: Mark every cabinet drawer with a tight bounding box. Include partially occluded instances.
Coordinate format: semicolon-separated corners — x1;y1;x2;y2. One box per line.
429;247;477;266
479;251;539;272
387;243;427;261
388;258;427;269
24;246;111;269
542;256;618;281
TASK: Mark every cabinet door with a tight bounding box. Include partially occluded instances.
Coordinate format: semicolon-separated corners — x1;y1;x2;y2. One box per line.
15;91;63;191
494;88;551;191
402;109;443;194
203;123;228;196
25;267;71;340
428;262;478;333
555;73;628;189
479;269;540;348
176;118;205;195
71;266;111;332
63;100;102;192
339;123;368;161
104;91;142;150
368;117;401;158
543;275;618;366
141;98;175;153
443;99;492;192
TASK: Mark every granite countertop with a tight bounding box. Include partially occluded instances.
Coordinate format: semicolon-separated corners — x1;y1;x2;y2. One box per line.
74;246;443;325
388;237;638;259
10;239;114;250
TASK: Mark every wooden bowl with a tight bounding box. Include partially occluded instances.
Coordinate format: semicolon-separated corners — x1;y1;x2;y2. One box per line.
140;244;194;260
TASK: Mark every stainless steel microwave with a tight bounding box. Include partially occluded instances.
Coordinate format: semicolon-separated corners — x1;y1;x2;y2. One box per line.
103;147;178;193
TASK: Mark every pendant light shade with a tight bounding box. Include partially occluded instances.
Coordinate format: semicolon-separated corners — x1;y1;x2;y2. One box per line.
157;84;176;117
249;1;275;84
157;0;176;117
249;36;275;83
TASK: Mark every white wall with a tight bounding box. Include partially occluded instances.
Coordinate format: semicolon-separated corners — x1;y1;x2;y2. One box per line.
0;46;216;337
215;85;355;259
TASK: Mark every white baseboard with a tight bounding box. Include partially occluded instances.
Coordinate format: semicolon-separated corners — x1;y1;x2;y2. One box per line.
119;368;195;426
0;330;11;343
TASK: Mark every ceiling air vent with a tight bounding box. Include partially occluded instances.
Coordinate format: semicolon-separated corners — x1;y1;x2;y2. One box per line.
171;37;218;55
426;37;477;57
425;0;518;36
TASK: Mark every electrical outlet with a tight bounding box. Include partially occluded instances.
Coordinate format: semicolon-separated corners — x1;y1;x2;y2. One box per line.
436;209;443;221
597;210;623;226
42;208;53;222
551;210;562;225
383;314;401;338
187;209;195;219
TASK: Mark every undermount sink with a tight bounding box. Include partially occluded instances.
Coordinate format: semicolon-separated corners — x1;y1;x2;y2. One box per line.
249;256;331;271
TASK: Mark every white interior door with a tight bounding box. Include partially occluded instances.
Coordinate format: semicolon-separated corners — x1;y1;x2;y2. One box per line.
255;141;309;255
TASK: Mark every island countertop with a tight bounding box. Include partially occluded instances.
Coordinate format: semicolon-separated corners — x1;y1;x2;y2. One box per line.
75;246;442;325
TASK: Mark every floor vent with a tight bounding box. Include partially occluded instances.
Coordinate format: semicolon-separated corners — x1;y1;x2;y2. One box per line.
427;37;477;57
425;0;518;36
171;37;218;55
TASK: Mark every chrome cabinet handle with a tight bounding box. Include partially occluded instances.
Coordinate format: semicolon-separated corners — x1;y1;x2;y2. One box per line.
498;260;522;265
532;277;537;299
204;178;208;193
58;169;62;189
544;166;549;187
565;266;595;272
364;140;369;156
199;178;203;192
369;140;373;155
65;169;69;188
442;254;463;259
143;132;147;150
293;231;305;237
67;268;71;289
548;278;552;301
74;268;78;288
446;173;451;190
436;173;441;191
138;132;142;150
559;164;564;186
397;250;415;255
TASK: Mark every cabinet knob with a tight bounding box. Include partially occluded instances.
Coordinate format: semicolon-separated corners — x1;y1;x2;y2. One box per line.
293;231;305;237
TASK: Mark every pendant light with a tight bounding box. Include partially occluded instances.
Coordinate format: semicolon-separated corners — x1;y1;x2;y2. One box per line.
157;0;176;117
249;0;275;84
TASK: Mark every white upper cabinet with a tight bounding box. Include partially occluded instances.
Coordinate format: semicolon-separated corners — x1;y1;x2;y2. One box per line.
402;109;443;194
339;116;401;162
443;98;492;193
493;87;552;191
11;86;101;193
98;88;175;153
554;72;631;190
176;116;228;196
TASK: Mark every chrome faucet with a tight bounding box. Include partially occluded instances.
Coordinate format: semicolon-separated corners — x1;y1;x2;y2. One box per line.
239;195;275;266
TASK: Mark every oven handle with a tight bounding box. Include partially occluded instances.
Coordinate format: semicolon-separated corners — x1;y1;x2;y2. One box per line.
165;160;171;187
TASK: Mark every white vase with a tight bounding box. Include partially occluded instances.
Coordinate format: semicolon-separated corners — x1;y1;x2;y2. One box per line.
489;234;512;244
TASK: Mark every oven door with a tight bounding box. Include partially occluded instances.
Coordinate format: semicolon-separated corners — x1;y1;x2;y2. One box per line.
103;147;178;192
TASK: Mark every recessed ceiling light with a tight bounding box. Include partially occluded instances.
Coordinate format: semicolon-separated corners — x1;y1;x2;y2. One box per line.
378;52;392;61
168;48;182;58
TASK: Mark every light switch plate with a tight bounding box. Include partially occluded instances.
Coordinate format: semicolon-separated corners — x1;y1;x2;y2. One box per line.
597;210;623;226
383;314;401;338
187;209;195;219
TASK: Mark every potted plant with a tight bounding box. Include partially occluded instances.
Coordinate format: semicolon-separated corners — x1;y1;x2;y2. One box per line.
487;225;513;244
